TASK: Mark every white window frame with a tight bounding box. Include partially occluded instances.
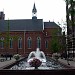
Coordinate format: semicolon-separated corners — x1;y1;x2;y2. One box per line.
0;37;4;49
27;37;32;49
45;40;48;49
37;37;41;48
18;37;22;49
9;38;13;49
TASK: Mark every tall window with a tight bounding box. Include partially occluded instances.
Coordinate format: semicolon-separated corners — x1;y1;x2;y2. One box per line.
18;37;22;49
37;37;41;48
27;37;32;48
9;38;13;48
45;40;48;48
0;37;4;49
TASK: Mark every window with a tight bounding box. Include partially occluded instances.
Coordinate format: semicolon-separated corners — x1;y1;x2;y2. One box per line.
27;37;32;48
0;37;4;49
9;38;13;48
45;40;48;48
37;37;41;48
18;37;22;49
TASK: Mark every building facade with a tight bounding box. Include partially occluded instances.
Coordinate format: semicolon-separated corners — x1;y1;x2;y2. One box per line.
0;3;62;56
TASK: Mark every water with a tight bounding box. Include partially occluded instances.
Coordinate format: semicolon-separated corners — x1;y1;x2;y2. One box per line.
10;57;66;70
9;48;67;70
27;48;46;63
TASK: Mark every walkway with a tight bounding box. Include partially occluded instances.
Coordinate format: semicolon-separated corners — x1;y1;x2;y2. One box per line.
0;58;16;70
58;58;75;68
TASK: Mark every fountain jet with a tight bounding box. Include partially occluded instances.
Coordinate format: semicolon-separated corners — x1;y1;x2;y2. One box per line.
27;48;46;63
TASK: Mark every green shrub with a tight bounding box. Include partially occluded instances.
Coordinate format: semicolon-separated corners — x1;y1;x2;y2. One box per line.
13;54;21;60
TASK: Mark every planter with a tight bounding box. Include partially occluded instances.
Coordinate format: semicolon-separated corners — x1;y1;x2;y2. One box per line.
29;58;42;69
13;54;21;60
52;53;60;61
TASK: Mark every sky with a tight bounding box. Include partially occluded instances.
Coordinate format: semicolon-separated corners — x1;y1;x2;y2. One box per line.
0;0;66;22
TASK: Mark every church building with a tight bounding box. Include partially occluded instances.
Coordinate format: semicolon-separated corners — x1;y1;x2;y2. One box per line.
0;3;62;56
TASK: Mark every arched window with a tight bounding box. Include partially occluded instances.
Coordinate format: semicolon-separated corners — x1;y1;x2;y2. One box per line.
9;38;13;48
37;37;41;48
18;37;22;49
27;37;32;48
0;37;4;49
45;40;48;48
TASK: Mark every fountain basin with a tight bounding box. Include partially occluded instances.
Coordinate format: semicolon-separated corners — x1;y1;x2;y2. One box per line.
3;48;70;70
27;58;46;63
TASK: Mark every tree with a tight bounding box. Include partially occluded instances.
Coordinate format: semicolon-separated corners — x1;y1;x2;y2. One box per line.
4;19;19;54
1;19;19;57
0;19;10;60
64;0;75;57
50;29;62;53
5;19;10;52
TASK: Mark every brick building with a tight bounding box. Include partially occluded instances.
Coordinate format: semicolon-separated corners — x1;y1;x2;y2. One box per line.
0;3;62;56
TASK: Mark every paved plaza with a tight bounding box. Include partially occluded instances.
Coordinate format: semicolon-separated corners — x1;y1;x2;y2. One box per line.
58;58;75;68
0;58;16;70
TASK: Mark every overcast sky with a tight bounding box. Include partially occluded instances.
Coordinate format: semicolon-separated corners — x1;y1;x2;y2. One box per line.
0;0;66;23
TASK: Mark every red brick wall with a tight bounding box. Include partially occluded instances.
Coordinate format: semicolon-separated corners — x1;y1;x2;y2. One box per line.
0;31;24;56
0;28;62;57
25;31;45;55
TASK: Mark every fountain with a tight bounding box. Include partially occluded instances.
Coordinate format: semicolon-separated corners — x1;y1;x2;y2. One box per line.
27;48;46;63
8;48;67;70
27;48;47;69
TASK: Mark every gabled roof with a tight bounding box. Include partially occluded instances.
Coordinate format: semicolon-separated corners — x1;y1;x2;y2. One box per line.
0;19;43;32
44;22;61;28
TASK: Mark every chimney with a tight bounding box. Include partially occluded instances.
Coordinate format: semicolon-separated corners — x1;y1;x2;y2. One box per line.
0;11;5;20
